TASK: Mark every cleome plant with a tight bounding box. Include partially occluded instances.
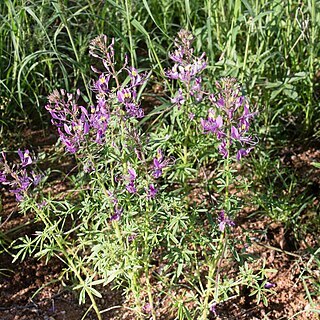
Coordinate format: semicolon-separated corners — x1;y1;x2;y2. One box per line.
0;30;274;319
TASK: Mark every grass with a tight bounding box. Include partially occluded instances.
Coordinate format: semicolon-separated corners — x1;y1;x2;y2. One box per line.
1;0;319;131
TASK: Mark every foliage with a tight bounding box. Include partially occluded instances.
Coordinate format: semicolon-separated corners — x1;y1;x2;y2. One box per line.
1;0;320;319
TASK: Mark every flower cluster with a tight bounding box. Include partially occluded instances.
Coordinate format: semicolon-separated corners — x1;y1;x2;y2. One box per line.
46;89;90;153
167;29;207;105
90;35;146;119
126;167;137;194
201;78;257;160
218;210;235;232
0;150;41;202
152;149;171;179
116;67;145;118
46;35;147;154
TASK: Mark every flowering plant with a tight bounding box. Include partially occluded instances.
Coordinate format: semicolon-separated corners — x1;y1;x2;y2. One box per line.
3;30;273;320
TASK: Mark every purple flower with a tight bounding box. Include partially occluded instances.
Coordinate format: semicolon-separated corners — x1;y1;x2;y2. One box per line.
126;181;137;194
0;171;6;184
18;149;32;167
201;112;223;135
210;302;217;315
125;167;137;194
171;88;185;106
142;303;152;314
128;233;137;242
146;184;158;199
152;149;174;178
264;282;276;289
117;88;136;104
202;78;257;161
1;149;42;202
128;67;145;86
94;74;110;94
110;206;123;221
9;170;32;202
236;148;253;161
218;141;228;158
231;126;241;140
90;101;110;144
218;210;235;232
125;103;144;118
31;171;42;186
128;167;137;181
46;90;90;153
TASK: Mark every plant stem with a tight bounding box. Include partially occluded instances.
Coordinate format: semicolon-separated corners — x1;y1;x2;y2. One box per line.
33;205;102;320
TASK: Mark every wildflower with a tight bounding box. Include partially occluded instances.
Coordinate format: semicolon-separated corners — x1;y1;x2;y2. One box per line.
171;88;185;107
264;282;276;289
210;302;217;315
90;99;110;145
0;171;7;183
18;149;32;167
167;29;207;106
128;167;137;181
126;181;137;194
128;67;144;86
142;303;152;314
94;74;110;94
110;206;123;221
46;89;90;153
202;78;257;160
236;148;253;161
218;210;235;232
152;149;167;178
146;184;158;199
125;102;144;118
201;111;223;135
125;167;137;194
1;151;41;202
218;141;228;158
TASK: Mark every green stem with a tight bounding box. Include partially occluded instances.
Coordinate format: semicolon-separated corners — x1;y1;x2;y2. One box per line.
143;202;156;320
202;118;232;318
33;205;102;320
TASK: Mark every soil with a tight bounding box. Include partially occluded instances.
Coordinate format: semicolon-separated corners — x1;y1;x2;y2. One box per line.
0;129;320;320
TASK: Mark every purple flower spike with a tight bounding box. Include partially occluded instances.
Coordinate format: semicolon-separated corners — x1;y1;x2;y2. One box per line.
202;78;257;161
18;149;32;167
218;210;235;232
166;30;207;106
